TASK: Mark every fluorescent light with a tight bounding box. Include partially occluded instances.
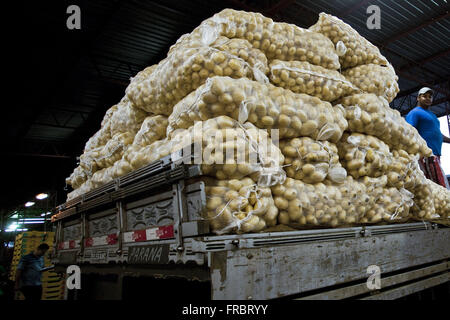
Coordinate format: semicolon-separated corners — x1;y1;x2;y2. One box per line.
36;193;48;200
5;228;28;232
11;214;18;218
25;202;35;207
6;223;18;230
41;213;46;216
20;221;45;224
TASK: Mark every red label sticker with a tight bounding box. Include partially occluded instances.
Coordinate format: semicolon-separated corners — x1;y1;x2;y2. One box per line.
85;237;93;247
133;230;147;242
107;233;118;245
157;225;174;239
69;240;75;249
58;242;65;250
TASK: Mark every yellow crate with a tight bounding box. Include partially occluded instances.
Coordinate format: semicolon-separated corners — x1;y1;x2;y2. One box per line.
43;288;64;296
42;296;63;300
42;292;64;299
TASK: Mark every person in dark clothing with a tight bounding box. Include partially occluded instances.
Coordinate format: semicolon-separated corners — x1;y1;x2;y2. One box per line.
14;243;50;300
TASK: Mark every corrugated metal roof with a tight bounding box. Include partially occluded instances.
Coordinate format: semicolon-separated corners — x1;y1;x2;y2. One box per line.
17;0;450;149
291;0;449;116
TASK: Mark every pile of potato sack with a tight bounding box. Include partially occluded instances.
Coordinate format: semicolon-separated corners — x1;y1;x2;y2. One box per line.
66;9;449;234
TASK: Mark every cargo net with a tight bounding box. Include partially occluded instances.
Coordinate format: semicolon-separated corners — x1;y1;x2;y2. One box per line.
269;60;357;102
167;76;348;142
203;177;279;234
338;94;432;157
68;116;287;202
272;176;413;229
309;12;388;69
342;63;399;103
126;36;270;115
406;160;450;222
65;99;151;190
337;133;417;188
170;9;341;69
279;137;347;184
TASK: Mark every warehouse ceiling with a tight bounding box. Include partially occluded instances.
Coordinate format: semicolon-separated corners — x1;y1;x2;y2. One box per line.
1;0;449;216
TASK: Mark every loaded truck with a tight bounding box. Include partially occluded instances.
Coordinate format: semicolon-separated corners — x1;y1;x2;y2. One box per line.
51;147;450;300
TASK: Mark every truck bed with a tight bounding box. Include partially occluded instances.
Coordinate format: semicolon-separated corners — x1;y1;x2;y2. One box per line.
52;151;450;300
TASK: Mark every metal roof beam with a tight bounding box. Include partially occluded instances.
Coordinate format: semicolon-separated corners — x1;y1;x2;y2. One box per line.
339;0;373;18
292;2;443;80
398;48;450;72
396;70;450;96
4;152;72;159
396;78;449;98
381;10;450;47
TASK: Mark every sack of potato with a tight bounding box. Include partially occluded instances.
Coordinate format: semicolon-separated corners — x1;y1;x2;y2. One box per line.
309;12;388;69
122;115;169;167
273;176;373;228
338;94;432;157
342;63;399;103
269;60;356;101
168;76;348;142
170;116;286;187
428;181;450;220
127;37;269;115
84;122;113;153
66;166;89;190
337;132;391;179
83;104;119;153
407;163;437;220
126;139;173;171
170;9;341;69
79;132;135;176
387;150;416;189
67;179;94;201
358;175;413;224
203;177;278;234
109;98;149;137
279;137;347;184
128;115;168;150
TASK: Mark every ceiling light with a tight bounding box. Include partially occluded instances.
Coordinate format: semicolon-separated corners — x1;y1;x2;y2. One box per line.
20;221;45;224
25;202;35;207
11;214;18;218
6;223;18;231
36;193;48;200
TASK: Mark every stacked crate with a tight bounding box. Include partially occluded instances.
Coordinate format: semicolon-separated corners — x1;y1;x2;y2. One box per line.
9;231;65;300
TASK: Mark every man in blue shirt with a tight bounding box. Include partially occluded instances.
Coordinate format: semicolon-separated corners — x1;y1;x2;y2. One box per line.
406;87;450;188
14;243;50;300
406;87;450;155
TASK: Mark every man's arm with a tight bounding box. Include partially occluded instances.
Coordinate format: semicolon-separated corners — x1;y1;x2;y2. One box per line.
443;134;450;143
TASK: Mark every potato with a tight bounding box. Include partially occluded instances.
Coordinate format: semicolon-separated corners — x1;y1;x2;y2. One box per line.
280;137;346;184
168;116;285;184
342;64;399;103
339;94;432;157
309;12;388;69
337;133;390;179
406;162;446;221
128;115;168;151
201;177;278;234
168;76;347;142
127;37;269;115
109;98;149;137
269;60;356;101
170;9;340;69
272;177;372;228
